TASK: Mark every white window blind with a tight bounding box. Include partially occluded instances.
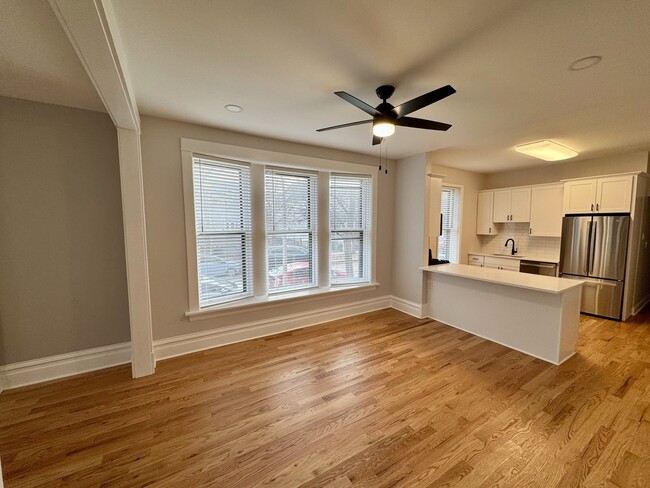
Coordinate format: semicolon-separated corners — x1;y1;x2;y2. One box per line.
193;157;252;307
438;186;461;263
329;175;372;284
265;168;318;293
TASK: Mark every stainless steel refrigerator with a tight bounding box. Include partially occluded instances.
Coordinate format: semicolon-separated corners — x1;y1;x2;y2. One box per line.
559;215;630;320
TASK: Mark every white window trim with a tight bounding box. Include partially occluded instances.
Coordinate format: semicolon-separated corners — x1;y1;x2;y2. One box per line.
180;138;379;318
440;183;464;263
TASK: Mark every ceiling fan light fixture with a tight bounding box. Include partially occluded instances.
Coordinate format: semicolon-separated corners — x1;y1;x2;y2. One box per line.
515;140;578;161
373;121;395;138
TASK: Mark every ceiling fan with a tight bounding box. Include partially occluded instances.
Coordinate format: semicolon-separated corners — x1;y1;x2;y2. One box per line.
317;84;456;145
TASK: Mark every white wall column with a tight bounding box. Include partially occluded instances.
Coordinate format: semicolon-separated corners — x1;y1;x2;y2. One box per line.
117;128;155;377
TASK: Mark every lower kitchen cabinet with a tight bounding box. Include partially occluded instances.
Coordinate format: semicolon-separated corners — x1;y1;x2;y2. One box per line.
468;254;484;267
483;256;520;272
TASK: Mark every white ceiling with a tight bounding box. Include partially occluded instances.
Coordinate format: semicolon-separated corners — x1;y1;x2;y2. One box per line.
3;1;650;173
0;0;105;112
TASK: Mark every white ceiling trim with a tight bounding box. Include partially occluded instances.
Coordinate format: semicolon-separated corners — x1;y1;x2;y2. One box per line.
49;0;139;130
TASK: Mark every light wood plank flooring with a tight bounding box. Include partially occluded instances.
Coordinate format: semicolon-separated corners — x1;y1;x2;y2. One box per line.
1;308;649;487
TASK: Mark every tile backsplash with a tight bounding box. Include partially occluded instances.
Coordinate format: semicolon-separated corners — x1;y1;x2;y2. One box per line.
477;223;561;260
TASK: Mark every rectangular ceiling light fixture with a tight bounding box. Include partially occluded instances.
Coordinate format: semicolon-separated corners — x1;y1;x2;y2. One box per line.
515;140;578;161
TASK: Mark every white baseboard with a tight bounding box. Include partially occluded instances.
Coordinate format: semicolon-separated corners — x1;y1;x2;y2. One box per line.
632;294;650;316
0;295;406;391
0;343;131;391
390;296;424;318
154;295;392;361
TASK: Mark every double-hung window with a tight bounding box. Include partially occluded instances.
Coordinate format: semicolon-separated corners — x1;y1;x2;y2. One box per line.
438;185;461;263
265;168;318;293
329;175;372;284
193;157;252;307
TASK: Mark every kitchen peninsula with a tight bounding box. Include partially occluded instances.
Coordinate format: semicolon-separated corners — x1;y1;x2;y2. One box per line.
421;264;583;364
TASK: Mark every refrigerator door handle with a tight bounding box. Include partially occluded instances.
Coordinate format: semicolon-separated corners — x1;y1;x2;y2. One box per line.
590;221;597;274
586;220;592;274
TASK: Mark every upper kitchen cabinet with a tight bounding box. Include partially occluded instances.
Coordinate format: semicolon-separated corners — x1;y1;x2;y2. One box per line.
529;184;563;237
493;187;531;223
563;175;634;214
597;175;634;213
476;191;497;235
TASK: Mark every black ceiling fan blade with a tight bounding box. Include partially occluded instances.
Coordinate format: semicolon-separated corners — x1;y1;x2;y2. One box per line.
396;117;452;131
335;91;380;116
316;120;372;132
393;85;456;118
372;135;383;146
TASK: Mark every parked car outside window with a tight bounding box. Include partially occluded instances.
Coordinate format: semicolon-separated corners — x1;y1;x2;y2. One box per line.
200;256;241;278
267;245;310;268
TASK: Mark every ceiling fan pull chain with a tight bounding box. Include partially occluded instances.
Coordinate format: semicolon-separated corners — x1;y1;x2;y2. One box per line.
384;142;388;175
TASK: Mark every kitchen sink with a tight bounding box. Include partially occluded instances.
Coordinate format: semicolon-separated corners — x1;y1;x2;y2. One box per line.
491;253;525;258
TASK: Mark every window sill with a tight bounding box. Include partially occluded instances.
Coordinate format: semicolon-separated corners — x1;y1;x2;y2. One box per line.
185;282;380;322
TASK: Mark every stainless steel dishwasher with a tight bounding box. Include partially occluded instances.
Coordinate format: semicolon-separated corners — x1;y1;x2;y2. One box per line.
520;260;558;277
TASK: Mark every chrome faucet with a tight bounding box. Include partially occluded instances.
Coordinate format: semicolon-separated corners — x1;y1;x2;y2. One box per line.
505;238;517;255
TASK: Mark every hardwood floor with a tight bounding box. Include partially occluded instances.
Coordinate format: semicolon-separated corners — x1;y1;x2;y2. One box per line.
1;308;649;487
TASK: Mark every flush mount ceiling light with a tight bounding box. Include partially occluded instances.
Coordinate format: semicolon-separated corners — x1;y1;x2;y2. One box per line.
515;140;578;161
224;104;243;113
569;56;602;71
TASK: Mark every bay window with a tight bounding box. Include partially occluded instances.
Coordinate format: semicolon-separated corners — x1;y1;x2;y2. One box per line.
182;138;377;315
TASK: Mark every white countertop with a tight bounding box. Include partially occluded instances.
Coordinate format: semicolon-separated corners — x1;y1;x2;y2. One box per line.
468;252;560;264
420;264;582;294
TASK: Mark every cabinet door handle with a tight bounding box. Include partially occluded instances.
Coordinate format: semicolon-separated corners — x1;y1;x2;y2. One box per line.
591;203;594;211
529;228;532;235
489;227;491;234
596;203;599;212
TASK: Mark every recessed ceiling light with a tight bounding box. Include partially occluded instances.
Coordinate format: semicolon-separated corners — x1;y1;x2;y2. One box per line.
515;140;578;161
224;104;243;113
569;56;602;71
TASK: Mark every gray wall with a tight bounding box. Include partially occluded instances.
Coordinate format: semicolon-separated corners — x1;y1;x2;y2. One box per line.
391;154;427;305
139;115;394;341
0;97;130;364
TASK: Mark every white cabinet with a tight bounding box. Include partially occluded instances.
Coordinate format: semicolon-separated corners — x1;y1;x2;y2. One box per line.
529;184;563;237
493;187;531;223
493;190;510;223
476;191;497;235
511;188;532;222
484;256;520;272
468;254;484;267
563;175;633;214
597;176;633;213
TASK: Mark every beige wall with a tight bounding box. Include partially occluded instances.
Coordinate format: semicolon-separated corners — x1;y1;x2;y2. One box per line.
391;154;428;304
484;151;649;189
0;97;130;365
139;116;394;341
391;154;487;304
426;155;487;263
